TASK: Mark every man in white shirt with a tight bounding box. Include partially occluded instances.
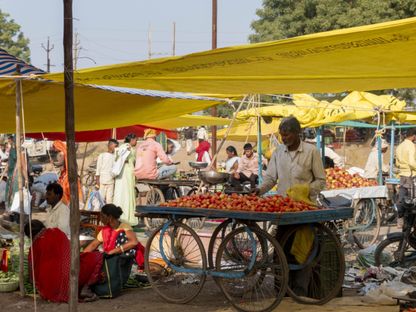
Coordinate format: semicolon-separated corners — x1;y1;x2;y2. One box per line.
364;139;389;179
197;126;209;142
45;183;70;236
95;139;118;204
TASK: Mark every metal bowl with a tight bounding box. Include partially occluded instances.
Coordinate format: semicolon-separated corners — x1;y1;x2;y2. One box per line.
189;161;208;169
199;170;230;185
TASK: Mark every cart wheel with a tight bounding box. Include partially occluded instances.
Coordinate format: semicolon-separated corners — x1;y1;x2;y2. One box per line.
374;236;416;267
144;188;166;230
144;221;207;304
187;217;205;230
279;223;345;305
215;226;288;312
351;199;381;249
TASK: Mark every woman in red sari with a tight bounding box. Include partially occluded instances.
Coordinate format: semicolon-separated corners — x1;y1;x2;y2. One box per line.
25;220;103;302
84;204;145;284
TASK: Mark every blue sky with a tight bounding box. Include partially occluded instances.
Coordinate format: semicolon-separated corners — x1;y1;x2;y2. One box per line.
0;0;263;72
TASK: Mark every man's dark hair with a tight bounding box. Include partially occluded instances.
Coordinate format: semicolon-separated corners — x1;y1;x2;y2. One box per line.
324;156;335;169
46;182;64;199
101;204;123;219
24;220;45;238
279;116;301;133
124;133;137;143
406;128;416;138
108;139;119;146
243;143;253;150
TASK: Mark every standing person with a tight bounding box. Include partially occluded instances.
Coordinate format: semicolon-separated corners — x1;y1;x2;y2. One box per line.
113;133;138;226
0;142;9;161
231;143;261;190
135;129;175;180
364;139;389;180
52;140;83;205
184;127;195;155
44;183;70;236
95;139;119;204
195;137;211;164
395;129;416;228
257;116;326;202
197;126;209;142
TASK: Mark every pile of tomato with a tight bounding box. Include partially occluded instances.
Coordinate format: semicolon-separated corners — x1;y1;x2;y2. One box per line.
159;193;318;213
325;168;378;189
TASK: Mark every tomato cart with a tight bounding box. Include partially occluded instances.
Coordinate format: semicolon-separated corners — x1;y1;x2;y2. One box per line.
137;205;353;312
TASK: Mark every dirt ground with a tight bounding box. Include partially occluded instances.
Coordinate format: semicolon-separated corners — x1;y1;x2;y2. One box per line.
0;284;398;312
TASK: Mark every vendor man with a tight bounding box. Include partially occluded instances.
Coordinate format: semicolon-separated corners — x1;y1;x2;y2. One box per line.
257;116;326;203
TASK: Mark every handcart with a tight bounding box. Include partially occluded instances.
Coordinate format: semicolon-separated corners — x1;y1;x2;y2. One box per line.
137;205;353;312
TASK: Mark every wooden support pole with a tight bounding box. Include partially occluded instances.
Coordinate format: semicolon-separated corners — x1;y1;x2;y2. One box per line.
15;78;25;297
63;0;80;311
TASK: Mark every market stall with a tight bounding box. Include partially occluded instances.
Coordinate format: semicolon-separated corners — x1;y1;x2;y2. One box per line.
137;193;353;312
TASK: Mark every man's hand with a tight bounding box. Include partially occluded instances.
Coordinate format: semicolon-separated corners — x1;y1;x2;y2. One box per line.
234;172;240;180
95;176;100;188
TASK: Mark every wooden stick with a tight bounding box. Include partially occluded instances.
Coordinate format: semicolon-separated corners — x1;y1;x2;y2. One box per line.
63;1;80;311
15;78;25;297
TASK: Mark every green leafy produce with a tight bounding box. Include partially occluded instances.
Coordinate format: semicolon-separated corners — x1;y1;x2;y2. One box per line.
0;271;18;283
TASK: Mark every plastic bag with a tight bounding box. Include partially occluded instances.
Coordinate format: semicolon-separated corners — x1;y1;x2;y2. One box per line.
363;281;416;305
290;225;314;264
10;188;31;215
286;184;313;205
356;245;388;268
402;267;416;285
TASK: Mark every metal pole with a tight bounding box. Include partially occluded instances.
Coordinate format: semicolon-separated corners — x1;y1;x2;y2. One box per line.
321;126;325;161
172;22;176;56
377;134;383;185
389;121;395;179
257;116;263;185
316;127;322;159
15;78;25;297
210;0;218;168
63;0;80;310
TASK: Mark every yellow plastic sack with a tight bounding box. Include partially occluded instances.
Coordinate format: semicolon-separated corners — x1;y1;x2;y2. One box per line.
286;184;314;205
290;226;315;264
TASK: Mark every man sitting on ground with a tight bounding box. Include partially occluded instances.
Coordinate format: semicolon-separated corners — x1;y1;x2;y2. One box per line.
45;183;70;237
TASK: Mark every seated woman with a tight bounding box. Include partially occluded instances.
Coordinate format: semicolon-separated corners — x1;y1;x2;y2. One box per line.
223;146;240;174
24;220;103;303
84;204;145;285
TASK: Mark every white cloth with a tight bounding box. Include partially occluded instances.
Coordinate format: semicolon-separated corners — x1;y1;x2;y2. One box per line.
45;200;70;236
111;145;131;178
225;156;240;173
321;185;389;200
0;149;8;161
364;149;389;179
186;139;194;154
32;172;58;192
197;127;209;141
96;152;116;184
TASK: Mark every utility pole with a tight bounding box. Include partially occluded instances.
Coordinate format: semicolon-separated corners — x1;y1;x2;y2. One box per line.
41;37;54;72
148;23;152;59
211;0;218;168
63;0;80;311
172;22;176;56
73;32;81;70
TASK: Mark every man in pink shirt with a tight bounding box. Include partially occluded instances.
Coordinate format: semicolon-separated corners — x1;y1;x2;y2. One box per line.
231;143;260;190
134;129;176;180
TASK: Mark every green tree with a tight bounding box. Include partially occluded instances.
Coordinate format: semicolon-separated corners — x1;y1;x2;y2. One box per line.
0;9;30;61
250;0;416;42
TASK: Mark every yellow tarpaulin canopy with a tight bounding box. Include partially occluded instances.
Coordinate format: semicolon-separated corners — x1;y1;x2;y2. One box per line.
217;118;280;142
145;114;235;129
237;91;407;128
45;17;416;94
0;80;224;133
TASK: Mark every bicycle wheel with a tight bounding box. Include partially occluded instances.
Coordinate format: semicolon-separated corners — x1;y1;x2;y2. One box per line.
144;221;207;304
215;226;288;312
350;199;381;249
374;236;416;267
144;188;166;230
279;223;345;305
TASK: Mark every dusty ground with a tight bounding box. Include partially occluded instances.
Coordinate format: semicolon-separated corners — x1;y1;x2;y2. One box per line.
0;285;398;312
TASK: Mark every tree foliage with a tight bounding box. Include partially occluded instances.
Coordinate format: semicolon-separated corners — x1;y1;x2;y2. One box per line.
250;0;416;43
0;9;30;61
